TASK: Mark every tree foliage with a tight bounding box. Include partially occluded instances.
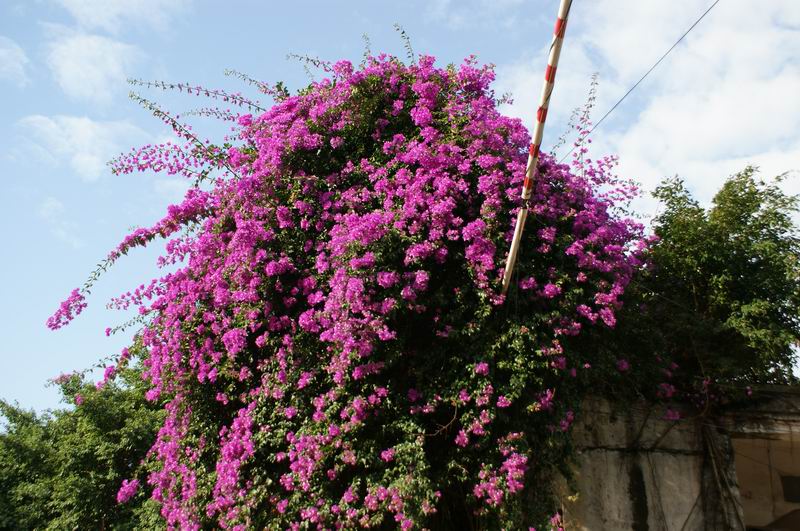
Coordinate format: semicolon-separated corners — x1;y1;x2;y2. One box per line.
646;168;799;383
578;167;800;405
0;360;164;530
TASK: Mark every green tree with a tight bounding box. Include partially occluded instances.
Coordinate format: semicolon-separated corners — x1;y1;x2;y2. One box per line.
0;359;164;530
586;167;800;396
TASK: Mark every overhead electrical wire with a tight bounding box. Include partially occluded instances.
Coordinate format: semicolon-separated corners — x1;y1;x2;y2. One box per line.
559;0;723;163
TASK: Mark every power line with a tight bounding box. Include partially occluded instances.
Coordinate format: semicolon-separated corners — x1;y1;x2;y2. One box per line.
559;0;722;163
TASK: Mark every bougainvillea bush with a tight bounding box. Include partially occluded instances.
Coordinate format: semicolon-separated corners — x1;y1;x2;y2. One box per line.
50;53;647;529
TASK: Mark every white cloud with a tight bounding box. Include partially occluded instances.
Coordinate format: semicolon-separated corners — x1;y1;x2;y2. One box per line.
17;115;148;181
38;196;84;249
496;46;624;136
0;35;30;87
54;0;191;34
45;27;142;104
494;0;800;215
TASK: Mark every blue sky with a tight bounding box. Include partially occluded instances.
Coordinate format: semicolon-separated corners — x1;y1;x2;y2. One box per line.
1;0;799;411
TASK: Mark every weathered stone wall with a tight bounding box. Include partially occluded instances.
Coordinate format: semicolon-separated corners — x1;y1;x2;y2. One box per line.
733;437;800;527
560;399;745;531
724;388;800;528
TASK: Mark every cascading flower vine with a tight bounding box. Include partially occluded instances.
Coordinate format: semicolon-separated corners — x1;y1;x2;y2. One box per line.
50;52;645;529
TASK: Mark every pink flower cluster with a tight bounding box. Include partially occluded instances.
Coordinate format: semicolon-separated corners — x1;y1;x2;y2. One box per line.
46;289;86;330
50;52;646;528
117;478;140;503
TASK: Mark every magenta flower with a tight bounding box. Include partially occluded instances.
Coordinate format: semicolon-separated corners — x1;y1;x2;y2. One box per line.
380;448;396;462
116;478;140;503
657;382;676;398
46;289;87;330
221;328;247;357
542;284;562;299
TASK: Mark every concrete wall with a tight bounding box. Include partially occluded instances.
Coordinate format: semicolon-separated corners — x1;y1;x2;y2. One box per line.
722;389;800;528
561;399;744;531
733;437;800;527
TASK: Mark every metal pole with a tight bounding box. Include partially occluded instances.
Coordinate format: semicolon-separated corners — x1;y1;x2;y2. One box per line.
501;0;573;296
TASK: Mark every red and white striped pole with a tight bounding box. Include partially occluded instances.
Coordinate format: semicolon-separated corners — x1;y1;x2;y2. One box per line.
501;0;573;296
